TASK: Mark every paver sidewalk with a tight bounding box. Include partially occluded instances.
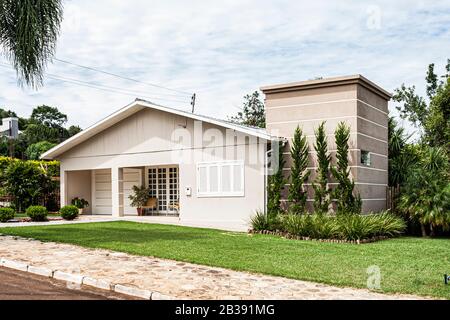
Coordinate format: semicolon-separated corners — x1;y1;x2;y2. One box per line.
0;235;425;300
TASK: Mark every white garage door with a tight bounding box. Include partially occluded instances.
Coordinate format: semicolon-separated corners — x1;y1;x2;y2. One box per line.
93;169;112;215
123;168;142;215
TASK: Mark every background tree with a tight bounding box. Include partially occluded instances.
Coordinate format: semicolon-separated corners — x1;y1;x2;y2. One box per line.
30;105;67;128
67;125;82;137
388;117;418;187
25;141;56;160
0;107;27;129
312;121;331;213
229;91;265;128
0;105;81;158
288;126;310;214
393;59;450;156
331;122;361;215
0;0;63;88
267;141;286;215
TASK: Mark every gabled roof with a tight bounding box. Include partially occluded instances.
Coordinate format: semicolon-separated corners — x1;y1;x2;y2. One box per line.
41;99;283;160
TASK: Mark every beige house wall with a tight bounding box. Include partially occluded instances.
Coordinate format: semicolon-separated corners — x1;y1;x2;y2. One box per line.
262;75;391;213
65;170;92;214
58;108;266;230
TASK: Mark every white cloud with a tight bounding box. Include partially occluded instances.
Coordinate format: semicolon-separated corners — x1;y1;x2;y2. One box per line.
0;0;449;137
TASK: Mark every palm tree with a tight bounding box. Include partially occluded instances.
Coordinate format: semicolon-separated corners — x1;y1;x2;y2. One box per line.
0;0;63;88
399;146;450;236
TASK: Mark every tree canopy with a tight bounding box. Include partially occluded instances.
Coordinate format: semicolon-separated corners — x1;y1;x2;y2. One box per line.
393;59;450;156
229;91;266;128
0;104;81;159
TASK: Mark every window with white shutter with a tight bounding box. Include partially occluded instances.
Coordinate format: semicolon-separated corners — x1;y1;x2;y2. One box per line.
196;161;244;197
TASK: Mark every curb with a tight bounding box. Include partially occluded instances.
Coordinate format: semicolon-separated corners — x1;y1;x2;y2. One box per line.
0;257;176;300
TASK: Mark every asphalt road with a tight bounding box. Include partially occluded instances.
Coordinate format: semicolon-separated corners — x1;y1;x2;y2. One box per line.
0;266;134;300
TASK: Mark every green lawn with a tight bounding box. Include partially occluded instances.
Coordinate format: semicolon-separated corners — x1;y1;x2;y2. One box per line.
0;221;448;299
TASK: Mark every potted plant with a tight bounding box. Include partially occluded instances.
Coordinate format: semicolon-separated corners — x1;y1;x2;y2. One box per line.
71;197;89;215
128;185;150;216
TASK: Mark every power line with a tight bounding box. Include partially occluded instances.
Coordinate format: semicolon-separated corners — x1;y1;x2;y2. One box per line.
46;75;189;104
0;63;190;104
53;57;193;96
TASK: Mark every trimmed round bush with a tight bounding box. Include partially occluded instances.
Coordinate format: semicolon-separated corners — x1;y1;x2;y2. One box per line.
26;205;48;222
60;205;79;221
0;207;15;223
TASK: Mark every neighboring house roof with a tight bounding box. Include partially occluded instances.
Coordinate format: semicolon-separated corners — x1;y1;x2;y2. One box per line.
41;98;283;160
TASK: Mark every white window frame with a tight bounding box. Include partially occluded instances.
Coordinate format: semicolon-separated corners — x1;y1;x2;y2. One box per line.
196;160;245;198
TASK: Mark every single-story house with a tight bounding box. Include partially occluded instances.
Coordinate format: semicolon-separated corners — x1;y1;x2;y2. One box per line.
42;75;391;231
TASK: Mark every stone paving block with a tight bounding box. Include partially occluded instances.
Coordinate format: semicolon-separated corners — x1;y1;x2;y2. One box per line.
0;237;426;300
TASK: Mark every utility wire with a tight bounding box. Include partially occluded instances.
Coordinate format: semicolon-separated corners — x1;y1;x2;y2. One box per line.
53;57;193;96
0;63;189;104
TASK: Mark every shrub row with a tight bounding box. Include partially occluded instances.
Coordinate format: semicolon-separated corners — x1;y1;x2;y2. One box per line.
0;205;79;223
251;212;406;241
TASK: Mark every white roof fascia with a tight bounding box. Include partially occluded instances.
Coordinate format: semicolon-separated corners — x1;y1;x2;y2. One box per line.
41;100;282;160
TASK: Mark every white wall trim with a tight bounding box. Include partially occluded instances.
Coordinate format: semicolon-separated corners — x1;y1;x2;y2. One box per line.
282;166;387;173
266;98;388;116
284;132;387;144
267;115;387;129
281;198;387;202
282;149;388;158
284;182;388;187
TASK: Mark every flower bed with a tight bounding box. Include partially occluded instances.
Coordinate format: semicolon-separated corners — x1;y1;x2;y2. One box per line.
250;211;406;243
249;229;390;244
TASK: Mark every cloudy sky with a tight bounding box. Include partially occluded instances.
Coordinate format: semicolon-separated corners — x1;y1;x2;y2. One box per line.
0;0;449;134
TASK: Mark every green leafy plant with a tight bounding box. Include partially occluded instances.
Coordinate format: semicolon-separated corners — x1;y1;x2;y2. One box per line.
128;185;150;208
288;126;310;214
1;160;52;212
26;205;48;222
312;121;331;213
59;205;79;220
71;197;89;209
331;122;361;215
399;146;450;236
25;141;56;160
229;91;265;128
267;142;286;215
0;0;63;88
277;212;405;240
251;211;283;232
0;207;15;222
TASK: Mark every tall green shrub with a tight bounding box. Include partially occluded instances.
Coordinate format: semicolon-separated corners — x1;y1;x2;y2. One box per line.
288;126;310;214
2;160;52;212
267;141;285;215
312;121;331;213
0;156;60;211
331;122;361;215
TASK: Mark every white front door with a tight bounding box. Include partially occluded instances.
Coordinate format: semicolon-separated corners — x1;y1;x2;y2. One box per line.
123;168;143;215
146;166;179;215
